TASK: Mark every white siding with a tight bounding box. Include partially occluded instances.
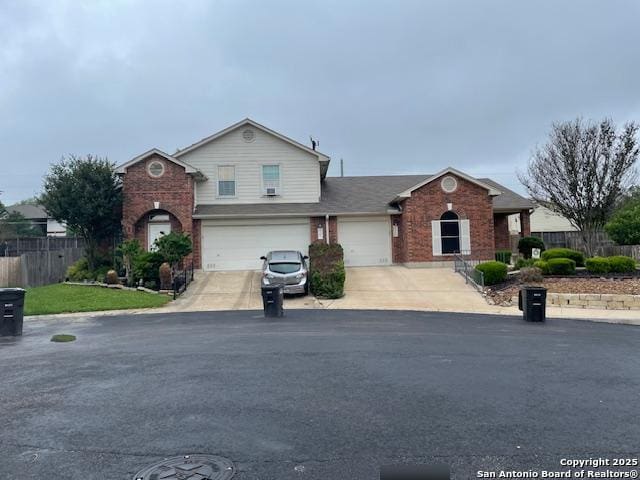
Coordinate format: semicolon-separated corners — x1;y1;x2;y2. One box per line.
179;126;321;205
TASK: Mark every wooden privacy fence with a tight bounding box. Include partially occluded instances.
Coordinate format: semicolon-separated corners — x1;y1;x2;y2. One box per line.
0;247;84;288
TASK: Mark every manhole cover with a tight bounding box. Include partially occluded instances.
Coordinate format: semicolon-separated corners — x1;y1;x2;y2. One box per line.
133;454;234;480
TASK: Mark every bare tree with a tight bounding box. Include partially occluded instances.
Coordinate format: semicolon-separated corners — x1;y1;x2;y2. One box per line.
519;118;638;256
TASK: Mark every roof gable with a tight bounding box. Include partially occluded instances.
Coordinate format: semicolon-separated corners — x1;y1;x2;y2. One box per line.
173;118;330;170
393;167;501;201
115;148;206;179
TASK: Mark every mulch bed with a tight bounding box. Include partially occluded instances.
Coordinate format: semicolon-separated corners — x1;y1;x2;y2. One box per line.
485;272;640;306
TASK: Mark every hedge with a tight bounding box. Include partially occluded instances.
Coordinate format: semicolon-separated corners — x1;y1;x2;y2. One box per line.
533;260;549;275
585;257;610;274
546;258;576;275
308;242;346;298
475;261;508;285
515;258;537;270
608;255;637;273
541;248;585;267
495;250;512;264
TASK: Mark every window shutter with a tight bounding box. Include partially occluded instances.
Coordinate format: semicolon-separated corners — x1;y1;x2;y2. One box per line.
460;219;471;254
431;220;442;256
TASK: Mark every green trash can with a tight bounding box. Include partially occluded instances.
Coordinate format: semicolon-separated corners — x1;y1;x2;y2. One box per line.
0;288;26;336
518;286;547;322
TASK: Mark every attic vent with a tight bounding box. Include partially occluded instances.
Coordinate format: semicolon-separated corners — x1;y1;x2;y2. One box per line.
147;160;165;178
441;175;458;193
242;128;255;142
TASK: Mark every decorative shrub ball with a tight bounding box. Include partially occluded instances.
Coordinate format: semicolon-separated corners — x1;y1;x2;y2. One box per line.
546;258;576;275
105;270;120;285
607;255;637;273
475;261;508;285
585;257;610;274
541;248;585;267
533;260;550;275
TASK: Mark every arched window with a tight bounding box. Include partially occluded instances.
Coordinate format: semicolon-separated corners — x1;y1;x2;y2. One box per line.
440;211;460;254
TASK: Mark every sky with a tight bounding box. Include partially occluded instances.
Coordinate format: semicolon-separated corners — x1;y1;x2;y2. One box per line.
1;0;639;204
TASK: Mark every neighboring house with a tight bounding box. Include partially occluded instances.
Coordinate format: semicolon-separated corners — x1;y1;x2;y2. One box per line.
117;118;534;271
6;204;67;237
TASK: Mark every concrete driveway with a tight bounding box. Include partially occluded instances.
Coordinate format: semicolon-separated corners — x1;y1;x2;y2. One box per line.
166;270;320;312
326;266;509;314
2;310;639;479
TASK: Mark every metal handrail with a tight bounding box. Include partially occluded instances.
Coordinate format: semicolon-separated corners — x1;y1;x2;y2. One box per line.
453;253;484;291
172;259;195;299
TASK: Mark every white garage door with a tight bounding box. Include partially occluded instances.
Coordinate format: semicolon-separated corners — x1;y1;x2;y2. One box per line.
338;216;392;267
202;219;309;271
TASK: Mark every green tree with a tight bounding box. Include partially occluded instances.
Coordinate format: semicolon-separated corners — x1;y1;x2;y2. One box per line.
154;232;192;269
605;203;640;245
519;118;639;256
40;155;122;270
117;238;143;286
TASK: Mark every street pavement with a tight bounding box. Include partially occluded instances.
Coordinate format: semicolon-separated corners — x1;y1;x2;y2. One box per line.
1;310;639;479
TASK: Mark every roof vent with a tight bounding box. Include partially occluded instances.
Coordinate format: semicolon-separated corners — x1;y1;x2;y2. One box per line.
242;128;255;142
441;175;458;193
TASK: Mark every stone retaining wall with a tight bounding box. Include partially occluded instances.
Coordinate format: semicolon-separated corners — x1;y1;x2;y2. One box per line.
547;292;640;310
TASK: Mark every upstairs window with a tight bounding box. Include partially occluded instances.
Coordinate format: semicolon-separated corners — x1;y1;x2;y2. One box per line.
217;166;236;197
262;165;280;196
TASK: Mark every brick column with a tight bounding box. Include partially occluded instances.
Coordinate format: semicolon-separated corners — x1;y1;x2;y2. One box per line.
520;210;531;237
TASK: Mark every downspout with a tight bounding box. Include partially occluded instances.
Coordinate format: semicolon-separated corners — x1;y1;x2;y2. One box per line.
325;214;330;245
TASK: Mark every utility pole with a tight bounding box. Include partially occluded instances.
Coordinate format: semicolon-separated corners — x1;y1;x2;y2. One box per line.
340;158;344;177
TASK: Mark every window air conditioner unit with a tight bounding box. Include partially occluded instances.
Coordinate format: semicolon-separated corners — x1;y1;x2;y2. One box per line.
265;187;278;196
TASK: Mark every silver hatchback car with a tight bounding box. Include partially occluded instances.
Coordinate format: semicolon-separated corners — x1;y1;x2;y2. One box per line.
260;250;309;295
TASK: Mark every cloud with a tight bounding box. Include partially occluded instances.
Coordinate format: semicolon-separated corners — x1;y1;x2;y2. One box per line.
1;0;639;203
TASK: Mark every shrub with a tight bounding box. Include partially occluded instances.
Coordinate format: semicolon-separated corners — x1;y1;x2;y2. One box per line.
546;258;576;275
541;248;585;267
585;257;610;274
608;255;637;273
605;204;640;245
117;239;143;286
133;251;164;288
515;258;537;270
159;262;172;290
533;260;550;274
105;270;120;285
154;232;193;268
518;236;545;259
519;266;544;283
475;261;508;285
495;250;512;264
66;258;92;281
309;242;346;298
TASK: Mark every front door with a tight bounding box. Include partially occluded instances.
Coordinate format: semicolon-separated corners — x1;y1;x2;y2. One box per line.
148;223;171;251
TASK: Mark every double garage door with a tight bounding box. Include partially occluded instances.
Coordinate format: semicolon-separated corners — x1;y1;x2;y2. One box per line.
201;216;392;271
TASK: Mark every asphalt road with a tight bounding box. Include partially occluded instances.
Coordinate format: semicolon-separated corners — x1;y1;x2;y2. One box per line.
1;310;639;479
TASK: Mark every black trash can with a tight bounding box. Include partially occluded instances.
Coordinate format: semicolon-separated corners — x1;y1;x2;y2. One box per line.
0;288;26;336
261;284;284;318
518;285;547;322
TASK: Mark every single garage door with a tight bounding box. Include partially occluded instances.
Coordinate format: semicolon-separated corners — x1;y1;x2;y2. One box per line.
202;218;309;271
337;216;392;267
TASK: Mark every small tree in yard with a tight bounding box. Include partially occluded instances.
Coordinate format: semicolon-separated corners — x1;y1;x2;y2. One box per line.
154;232;192;270
605;188;640;245
519;118;639;256
41;155;122;270
117;239;143;286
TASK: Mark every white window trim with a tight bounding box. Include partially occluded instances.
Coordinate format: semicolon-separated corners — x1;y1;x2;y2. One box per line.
216;165;237;198
261;163;282;197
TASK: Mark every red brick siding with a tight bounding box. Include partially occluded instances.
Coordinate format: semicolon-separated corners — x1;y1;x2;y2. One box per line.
310;216;337;244
121;154;198;266
396;175;495;262
191;219;201;269
493;213;511;251
391;214;405;263
520;210;531;237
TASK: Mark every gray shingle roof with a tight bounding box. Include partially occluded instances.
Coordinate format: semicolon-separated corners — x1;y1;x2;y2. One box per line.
193;175;534;218
7;204;47;219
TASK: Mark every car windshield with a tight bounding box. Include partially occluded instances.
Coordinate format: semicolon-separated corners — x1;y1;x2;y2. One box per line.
268;262;301;274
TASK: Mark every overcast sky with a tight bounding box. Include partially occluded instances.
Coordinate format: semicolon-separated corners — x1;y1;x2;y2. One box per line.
1;0;639;204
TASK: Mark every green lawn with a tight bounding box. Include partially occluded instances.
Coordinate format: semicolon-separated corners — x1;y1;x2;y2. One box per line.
25;284;171;316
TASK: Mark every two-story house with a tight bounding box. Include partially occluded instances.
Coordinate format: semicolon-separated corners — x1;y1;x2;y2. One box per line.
117;118;533;270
